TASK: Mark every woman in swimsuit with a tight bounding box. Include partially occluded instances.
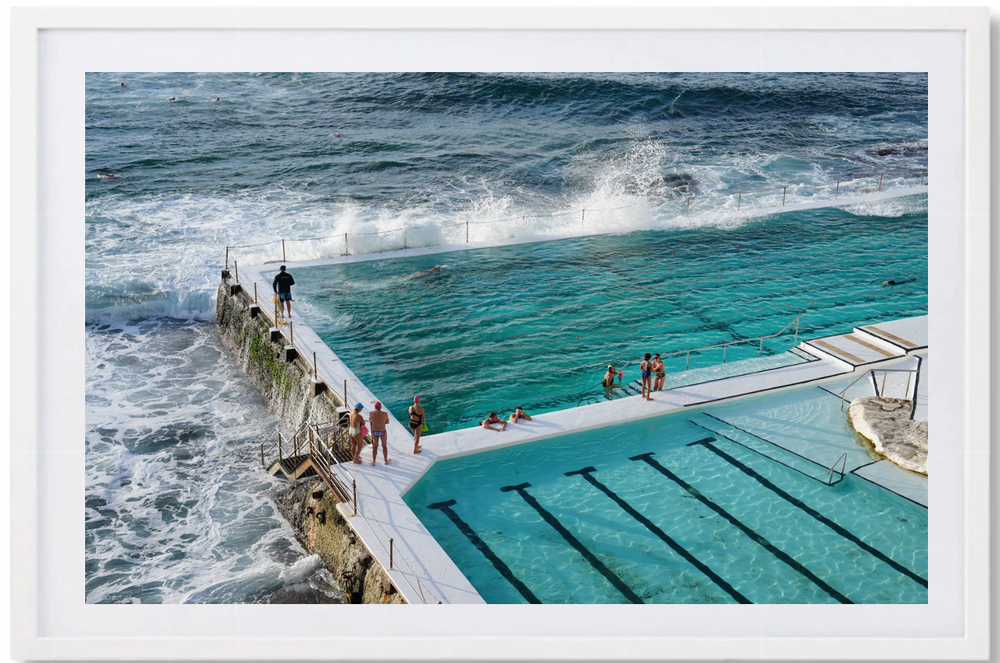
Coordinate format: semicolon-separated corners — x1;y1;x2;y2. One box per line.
408;396;425;454
348;403;365;464
640;353;653;401
652;353;666;391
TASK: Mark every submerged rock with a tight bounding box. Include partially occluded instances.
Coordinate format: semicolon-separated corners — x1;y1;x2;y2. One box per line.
848;396;927;474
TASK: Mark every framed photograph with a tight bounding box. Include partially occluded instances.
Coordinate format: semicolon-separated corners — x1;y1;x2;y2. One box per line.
11;6;990;661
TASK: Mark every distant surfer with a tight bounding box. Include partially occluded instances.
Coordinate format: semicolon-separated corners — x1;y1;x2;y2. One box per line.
213;97;220;103
408;265;443;279
882;277;917;287
272;265;295;319
167;97;176;102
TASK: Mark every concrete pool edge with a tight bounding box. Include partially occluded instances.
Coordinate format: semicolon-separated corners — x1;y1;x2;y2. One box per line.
221;264;928;605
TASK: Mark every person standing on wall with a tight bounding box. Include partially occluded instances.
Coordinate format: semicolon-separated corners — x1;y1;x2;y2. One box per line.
409;396;426;454
368;402;393;466
273;265;295;319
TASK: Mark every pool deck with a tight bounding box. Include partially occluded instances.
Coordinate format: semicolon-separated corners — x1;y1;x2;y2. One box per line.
235;261;927;604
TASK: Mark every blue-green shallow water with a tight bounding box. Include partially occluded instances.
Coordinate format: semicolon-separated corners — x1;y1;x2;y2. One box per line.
403;385;928;604
293;205;926;432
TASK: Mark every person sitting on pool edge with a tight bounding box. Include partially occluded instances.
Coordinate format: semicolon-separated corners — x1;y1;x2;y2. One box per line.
482;412;507;432
508;406;532;423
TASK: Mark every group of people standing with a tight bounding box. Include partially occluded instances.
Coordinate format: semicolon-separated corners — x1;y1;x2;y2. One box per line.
346;396;426;466
604;354;667;400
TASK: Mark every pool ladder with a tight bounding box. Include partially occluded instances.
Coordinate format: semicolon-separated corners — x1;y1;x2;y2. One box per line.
825;453;848;485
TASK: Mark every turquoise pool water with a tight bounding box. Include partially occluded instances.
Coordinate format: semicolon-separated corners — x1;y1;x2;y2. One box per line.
403;385;928;604
293;205;927;432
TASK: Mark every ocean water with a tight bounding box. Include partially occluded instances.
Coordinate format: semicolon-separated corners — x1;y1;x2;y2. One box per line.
85;72;928;603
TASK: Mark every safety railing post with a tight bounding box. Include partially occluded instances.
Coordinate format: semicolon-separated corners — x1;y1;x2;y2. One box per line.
389;538;394;570
737;192;741;211
282;239;286;262
344;233;348;256
234;260;239;283
225;246;229;270
290;321;294;345
782;187;787;206
759;338;764;357
686;197;691;217
920;169;925;186
352;479;358;516
403;226;407;250
466;221;469;243
254;282;258;304
794;317;800;346
685;351;690;371
878;174;883;192
835;181;840;199
722;344;727;364
313;351;318;379
581;209;586;229
344;380;348;408
277;431;283;464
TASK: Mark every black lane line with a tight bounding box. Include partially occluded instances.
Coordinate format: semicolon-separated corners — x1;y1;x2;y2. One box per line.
629;452;854;604
691;441;928;588
427;500;541;604
700;413;830;471
565;466;751;604
500;482;644;604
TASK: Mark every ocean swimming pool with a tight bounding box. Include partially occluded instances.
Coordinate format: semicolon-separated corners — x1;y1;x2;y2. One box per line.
292;205;927;432
402;384;928;604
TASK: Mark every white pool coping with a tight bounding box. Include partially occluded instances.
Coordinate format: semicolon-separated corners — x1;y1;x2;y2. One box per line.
235;258;929;605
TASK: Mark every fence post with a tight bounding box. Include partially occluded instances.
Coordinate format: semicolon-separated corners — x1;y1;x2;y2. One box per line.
920;169;925;186
389;538;394;570
225;246;229;270
352;479;358;516
466;221;469;243
835;181;840;199
344;233;348;256
344;380;348;408
737;192;741;211
254;282;258;304
759;338;764;357
581;209;586;227
313;351;318;379
723;345;727;364
290;321;294;345
234;260;239;283
782;187;787;206
282;239;286;262
878;174;883;192
686;197;691;217
403;226;407;250
686;351;690;371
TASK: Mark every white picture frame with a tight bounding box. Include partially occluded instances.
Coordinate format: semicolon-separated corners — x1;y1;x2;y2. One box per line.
10;6;991;661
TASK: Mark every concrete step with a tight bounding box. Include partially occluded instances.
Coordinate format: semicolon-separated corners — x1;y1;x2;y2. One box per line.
802;332;902;368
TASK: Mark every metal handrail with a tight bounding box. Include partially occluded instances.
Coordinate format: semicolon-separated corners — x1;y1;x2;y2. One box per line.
825;452;848;485
839;367;919;411
659;314;807;370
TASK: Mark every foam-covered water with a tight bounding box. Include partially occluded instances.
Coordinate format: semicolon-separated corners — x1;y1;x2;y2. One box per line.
86;72;927;602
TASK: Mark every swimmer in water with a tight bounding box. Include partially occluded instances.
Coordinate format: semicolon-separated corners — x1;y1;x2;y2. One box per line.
119;83;126;88
98;173;117;179
508;406;532;424
408;265;443;279
603;365;618;389
167;97;176;102
213;97;220;103
882;277;917;287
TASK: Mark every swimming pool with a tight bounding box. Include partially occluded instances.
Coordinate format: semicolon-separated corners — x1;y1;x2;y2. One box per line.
402;384;928;604
293;205;927;432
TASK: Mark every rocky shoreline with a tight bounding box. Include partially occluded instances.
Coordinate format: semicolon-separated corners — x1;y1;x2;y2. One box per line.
848;396;927;474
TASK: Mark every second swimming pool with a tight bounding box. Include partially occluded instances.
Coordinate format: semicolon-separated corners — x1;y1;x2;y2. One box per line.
402;384;928;604
292;205;927;432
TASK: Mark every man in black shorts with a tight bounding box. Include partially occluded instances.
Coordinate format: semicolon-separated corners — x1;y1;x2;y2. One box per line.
273;265;295;319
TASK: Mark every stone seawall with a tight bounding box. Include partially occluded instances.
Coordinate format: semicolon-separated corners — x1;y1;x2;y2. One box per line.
216;275;403;603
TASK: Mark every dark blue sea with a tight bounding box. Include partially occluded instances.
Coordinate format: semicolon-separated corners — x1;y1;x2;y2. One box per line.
85;72;928;603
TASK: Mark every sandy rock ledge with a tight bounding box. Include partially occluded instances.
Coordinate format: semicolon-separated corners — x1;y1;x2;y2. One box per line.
847;397;927;475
